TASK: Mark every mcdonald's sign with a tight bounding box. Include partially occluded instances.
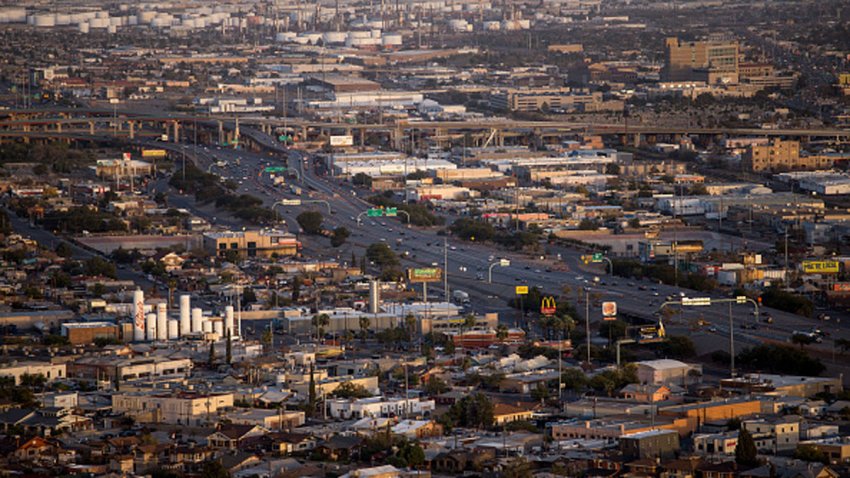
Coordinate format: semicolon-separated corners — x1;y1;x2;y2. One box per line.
541;296;557;316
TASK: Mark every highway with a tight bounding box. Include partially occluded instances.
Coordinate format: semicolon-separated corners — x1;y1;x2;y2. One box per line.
163;126;850;367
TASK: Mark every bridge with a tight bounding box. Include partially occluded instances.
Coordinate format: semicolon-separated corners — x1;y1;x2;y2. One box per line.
0;106;848;148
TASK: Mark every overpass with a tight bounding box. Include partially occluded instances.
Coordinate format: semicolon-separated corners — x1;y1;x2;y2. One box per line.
0;106;848;148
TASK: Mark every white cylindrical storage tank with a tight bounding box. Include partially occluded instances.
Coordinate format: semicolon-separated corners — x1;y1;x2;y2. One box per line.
96;10;109;19
202;319;213;334
194;18;206;28
33;14;56;27
90;18;108;28
369;280;381;314
224;305;234;336
213;320;224;338
139;11;156;23
370;29;381;38
323;31;346;44
191;308;203;333
382;34;402;47
146;313;157;341
109;17;122;26
167;320;179;340
179;295;191;336
156;303;167;341
133;289;145;341
77;22;89;33
448;19;468;32
107;25;117;33
55;14;71;25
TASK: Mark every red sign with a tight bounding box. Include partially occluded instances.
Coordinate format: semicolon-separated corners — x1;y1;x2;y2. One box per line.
833;283;850;292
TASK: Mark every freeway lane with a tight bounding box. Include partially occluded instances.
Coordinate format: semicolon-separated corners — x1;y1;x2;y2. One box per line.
137;128;850;377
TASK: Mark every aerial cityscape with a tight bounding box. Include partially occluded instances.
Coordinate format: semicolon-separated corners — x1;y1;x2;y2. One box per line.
0;0;849;476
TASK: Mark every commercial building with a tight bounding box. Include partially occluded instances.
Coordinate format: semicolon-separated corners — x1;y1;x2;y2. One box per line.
0;361;66;385
664;36;739;83
60;322;120;345
636;359;702;386
328;396;435;419
620;429;680;460
111;391;234;426
742;416;800;452
94;158;154;179
68;355;192;384
203;229;300;258
490;88;623;113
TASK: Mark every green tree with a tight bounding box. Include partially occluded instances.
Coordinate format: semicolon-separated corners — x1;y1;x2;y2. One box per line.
296;211;324;234
442;392;494;429
312;314;330;341
424;376;450;396
54;242;73;258
330;227;350;247
332;381;373;399
366;242;399;267
358;316;370;342
200;460;230;478
735;427;759;467
794;444;828;464
291;276;302;302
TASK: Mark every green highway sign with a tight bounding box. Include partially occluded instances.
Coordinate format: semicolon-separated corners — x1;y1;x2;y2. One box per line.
366;208;383;217
592;253;604;262
278;134;292;142
265;166;287;173
385;207;398;217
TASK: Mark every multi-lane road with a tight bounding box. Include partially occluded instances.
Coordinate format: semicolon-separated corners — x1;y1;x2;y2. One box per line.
148;127;850;373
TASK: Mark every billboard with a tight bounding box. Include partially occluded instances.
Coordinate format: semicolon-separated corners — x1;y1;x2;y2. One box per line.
142;149;167;158
407;267;442;283
515;286;529;295
602;301;617;320
833;283;850;292
802;260;839;274
329;135;354;147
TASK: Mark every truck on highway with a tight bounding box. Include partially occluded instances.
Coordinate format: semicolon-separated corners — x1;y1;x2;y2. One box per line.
453;290;470;304
272;176;286;186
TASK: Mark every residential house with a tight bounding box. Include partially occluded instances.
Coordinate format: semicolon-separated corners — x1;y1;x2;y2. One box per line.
207;424;268;449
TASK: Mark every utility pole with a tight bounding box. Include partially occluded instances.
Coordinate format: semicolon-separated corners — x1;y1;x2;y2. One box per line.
585;287;591;365
443;238;449;312
729;300;735;377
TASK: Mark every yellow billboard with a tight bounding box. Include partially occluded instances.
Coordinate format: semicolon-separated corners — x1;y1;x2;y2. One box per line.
515;286;529;295
142;149;168;158
802;260;839;274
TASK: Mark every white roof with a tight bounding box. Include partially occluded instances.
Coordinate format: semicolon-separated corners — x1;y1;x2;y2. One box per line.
340;465;400;478
638;359;688;371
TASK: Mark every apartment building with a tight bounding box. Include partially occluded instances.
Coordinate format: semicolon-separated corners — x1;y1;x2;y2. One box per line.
490;88;623;113
0;361;66;385
328;396;435;419
744;140;834;172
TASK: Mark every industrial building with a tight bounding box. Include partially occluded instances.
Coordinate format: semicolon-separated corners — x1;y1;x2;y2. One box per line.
203;229;300;258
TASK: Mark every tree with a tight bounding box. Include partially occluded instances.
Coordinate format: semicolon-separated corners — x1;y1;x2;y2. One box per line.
352;172;373;187
208;342;215;366
735;427;759;467
296;211;324;235
531;383;549;402
358;316;370;342
307;363;317;418
561;368;588;391
330;227;350;247
502;457;533;478
657;335;697;359
442;392;494;429
225;329;232;365
794;444;828;464
291;276;302;302
200;460;230;478
366;242;399;267
332;381;373;399
791;333;814;350
54;242;73;258
424;376;450;396
312;314;330;341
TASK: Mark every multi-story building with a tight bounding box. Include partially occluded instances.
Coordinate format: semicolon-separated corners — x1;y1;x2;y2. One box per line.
111;391;234;426
664;37;739;83
620;429;681;460
203;229;300;258
742;416;800;452
744;140;835;172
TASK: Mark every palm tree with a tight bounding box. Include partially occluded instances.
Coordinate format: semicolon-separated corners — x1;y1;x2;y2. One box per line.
496;324;509;342
312;314;330;342
404;314;417;336
358;316;370;342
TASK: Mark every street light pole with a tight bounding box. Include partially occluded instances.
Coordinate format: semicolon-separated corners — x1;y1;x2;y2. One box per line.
488;259;510;283
729;300;735;377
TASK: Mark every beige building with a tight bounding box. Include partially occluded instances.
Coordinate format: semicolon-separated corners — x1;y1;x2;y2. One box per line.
0;361;66;385
203;229;300;258
743;416;800;452
111;391;234;426
664;37;739;83
490;88;623;113
744;140;834;172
